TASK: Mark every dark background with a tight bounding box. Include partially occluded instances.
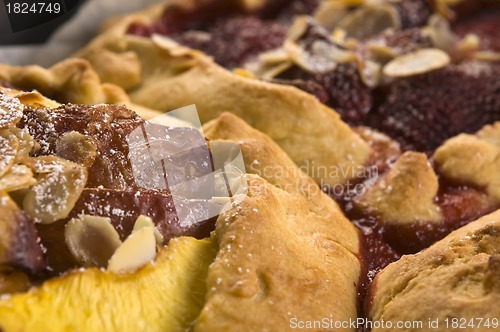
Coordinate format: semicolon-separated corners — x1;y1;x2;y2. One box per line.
0;0;87;45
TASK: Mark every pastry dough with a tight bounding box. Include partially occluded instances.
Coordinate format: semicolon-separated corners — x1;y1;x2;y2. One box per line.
74;2;373;187
0;58;127;105
195;174;360;332
203;111;360;253
196;112;360;330
355;151;442;224
0;59;163;121
369;208;500;332
434;122;500;201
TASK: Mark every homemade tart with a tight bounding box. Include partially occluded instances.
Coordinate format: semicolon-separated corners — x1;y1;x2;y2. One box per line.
0;89;361;331
0;0;499;331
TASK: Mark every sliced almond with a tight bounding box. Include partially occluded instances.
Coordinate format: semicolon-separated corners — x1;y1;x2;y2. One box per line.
424;14;457;52
287;16;309;41
9;128;35;159
367;42;397;63
357;59;382;87
233;68;256;79
0;164;36;192
23;156;88;223
331;28;347;45
133;215;164;245
0;94;23;129
454;34;480;57
284;39;354;74
258;48;290;65
65;215;122;267
256;61;293;80
313;1;348;31
55;131;97;167
0;131;18;177
430;0;455;20
383;48;450;77
474;51;500;62
337;4;400;40
151;34;194;57
107;226;156;274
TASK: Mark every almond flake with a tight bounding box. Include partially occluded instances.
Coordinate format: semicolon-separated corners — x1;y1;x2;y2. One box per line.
474;51;500;62
9;128;35;159
0;94;23;129
284;40;354;74
313;1;348;31
23;156;88;223
65;215;122;267
337;4;400;40
258;48;290;64
107;226;156;274
383;48;450;77
151;34;193;57
55;131;97;167
0;164;36;192
133;215;164;245
0;130;19;177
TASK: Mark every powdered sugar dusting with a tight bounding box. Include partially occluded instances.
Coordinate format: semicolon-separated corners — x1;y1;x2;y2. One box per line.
0;94;23;129
0;133;17;176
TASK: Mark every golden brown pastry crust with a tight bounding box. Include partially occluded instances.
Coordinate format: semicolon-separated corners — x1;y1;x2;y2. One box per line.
355;151;442;225
196;113;360;330
194;174;360;332
203;111;360;254
0;59;167;120
0;58;128;105
369;208;500;332
73;2;373;187
434;122;500;201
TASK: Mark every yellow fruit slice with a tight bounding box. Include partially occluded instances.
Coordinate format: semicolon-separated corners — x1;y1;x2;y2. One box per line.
0;236;217;332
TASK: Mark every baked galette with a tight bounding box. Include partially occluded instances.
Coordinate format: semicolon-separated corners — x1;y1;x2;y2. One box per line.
0;0;499;331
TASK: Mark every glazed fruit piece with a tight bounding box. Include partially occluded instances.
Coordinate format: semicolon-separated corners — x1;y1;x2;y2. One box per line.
19;103;212;190
37;189;217;273
19;104;143;190
14;101;218;274
0;237;217;332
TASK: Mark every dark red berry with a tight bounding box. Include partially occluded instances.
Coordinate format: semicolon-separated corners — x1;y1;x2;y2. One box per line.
376;61;500;153
178;16;286;69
